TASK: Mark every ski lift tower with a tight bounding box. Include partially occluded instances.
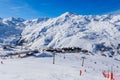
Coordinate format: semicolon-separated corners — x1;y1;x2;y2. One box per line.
52;52;56;64
81;56;86;67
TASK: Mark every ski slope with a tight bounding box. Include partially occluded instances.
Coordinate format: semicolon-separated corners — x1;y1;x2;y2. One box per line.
0;53;120;80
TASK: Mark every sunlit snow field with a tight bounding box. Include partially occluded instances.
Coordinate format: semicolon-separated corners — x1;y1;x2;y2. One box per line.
0;53;120;80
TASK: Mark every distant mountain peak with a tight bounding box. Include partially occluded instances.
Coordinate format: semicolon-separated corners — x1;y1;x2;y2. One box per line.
4;17;15;21
32;17;49;23
3;17;25;22
16;17;25;22
59;12;77;17
63;12;74;15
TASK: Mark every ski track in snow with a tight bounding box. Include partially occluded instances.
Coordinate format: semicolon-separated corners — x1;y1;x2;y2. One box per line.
0;53;120;80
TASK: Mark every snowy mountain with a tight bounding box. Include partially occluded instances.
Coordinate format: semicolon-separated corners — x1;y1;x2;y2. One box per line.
0;17;49;45
0;17;26;45
0;12;120;56
18;12;120;56
0;12;120;80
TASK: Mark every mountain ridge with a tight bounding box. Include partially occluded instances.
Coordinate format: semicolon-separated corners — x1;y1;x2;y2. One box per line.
0;12;120;56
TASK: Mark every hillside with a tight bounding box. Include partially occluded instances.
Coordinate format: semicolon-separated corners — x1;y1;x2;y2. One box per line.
19;12;120;56
0;17;48;45
0;12;120;56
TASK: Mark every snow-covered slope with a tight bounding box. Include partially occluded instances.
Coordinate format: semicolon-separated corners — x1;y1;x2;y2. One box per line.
0;53;120;80
0;17;25;45
0;17;49;45
18;12;120;55
0;12;120;55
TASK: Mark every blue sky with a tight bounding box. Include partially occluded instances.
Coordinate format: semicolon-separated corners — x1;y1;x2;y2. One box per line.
0;0;120;19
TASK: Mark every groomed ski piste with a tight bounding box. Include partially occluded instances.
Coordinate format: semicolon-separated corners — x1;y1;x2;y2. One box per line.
0;52;120;80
